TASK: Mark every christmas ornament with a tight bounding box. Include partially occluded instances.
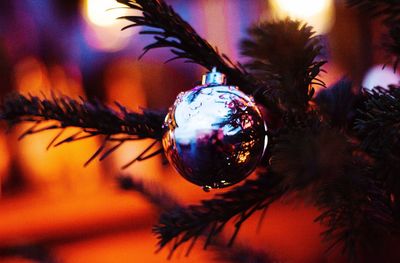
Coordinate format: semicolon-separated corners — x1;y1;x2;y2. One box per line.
162;68;267;191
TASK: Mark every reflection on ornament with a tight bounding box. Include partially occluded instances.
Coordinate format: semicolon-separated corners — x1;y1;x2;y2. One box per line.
162;68;267;190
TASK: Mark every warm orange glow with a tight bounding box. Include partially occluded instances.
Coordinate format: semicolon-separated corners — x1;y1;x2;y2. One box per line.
1;257;34;263
104;59;146;108
223;202;325;262
14;57;83;97
0;135;10;198
53;229;216;263
104;59;162;180
14;57;50;93
13;57;103;196
0;189;155;248
17;127;104;196
48;65;83;96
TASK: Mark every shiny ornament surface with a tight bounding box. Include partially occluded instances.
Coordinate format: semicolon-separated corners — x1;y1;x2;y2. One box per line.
162;69;267;190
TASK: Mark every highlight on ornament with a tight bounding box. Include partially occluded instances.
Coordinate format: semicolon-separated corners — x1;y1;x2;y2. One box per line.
162;68;267;191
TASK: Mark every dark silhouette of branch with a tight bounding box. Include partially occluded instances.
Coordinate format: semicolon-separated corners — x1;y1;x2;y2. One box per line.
270;116;394;261
314;164;393;262
118;175;278;262
0;93;165;166
314;78;364;130
347;0;400;70
347;0;400;24
355;86;400;218
116;0;266;106
241;19;326;112
152;171;285;256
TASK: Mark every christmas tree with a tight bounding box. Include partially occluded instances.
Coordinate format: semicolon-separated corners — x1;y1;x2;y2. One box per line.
0;0;400;262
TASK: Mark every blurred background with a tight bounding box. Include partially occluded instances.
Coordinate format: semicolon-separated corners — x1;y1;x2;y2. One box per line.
0;0;399;262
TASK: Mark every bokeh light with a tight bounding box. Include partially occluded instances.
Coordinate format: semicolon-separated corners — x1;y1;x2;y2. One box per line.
14;57;50;93
362;64;400;91
82;0;137;52
85;0;127;27
270;0;335;34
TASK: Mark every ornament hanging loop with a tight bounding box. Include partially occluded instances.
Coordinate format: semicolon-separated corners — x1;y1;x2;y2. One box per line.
202;67;227;86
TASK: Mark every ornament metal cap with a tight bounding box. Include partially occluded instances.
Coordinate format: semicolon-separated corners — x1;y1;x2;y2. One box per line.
202;67;227;86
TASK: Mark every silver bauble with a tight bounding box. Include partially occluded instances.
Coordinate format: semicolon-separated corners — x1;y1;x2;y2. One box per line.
162;68;267;190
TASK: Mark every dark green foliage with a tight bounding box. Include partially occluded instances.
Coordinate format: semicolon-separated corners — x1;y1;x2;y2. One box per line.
355;86;400;155
118;175;277;263
314;78;364;129
154;172;285;256
347;0;400;70
315;169;393;261
0;93;165;166
272;116;394;260
0;93;164;139
347;0;400;24
355;86;400;217
270;124;349;191
241;20;326;111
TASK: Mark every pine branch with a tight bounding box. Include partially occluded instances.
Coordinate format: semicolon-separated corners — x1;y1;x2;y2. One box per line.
270;116;394;261
0;93;165;138
347;0;400;70
240;19;326;111
270;122;349;191
118;175;278;262
355;86;400;156
116;0;268;107
355;86;400;215
314;166;393;262
314;78;364;129
0;93;165;166
347;0;400;25
153;171;285;256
